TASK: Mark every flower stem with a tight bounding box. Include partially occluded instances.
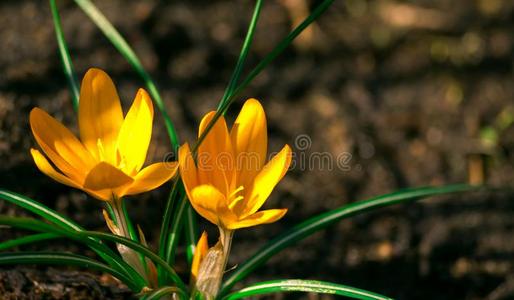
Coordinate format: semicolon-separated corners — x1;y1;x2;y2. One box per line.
219;228;234;275
109;197;148;283
195;228;234;299
111;198;130;237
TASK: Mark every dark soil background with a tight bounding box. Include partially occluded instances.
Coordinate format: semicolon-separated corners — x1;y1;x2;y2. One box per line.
1;0;514;299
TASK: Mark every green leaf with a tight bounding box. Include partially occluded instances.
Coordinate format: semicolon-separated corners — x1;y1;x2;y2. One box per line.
120;199;139;242
0;194;145;287
0;216;184;291
81;231;186;292
72;0;180;151
164;194;189;265
0;189;83;232
0;233;60;251
0;216;68;233
157;184;178;248
221;279;393;300
49;0;80;111
0;216;146;287
220;184;477;294
157;179;182;285
0;217;91;250
0;252;142;292
195;0;335;150
142;286;187;300
217;0;263;111
185;204;198;267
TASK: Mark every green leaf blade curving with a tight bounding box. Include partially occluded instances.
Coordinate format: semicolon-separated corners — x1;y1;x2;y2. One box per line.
220;184;478;294
222;279;393;300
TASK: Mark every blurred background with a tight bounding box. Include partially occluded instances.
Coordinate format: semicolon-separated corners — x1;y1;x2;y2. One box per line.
1;0;514;299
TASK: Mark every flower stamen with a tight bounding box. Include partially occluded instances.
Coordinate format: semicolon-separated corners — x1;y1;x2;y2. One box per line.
227;186;245;210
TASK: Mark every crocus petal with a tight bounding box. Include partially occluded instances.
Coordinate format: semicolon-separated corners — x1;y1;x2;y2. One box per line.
190;184;226;226
179;143;199;200
102;209;120;234
197;111;234;194
116;88;154;174
81;188;114;202
79;68;123;163
30;108;94;182
242;144;292;218
83;162;133;192
31;148;81;189
31;148;110;200
123;162;177;196
227;208;288;230
191;231;209;282
230;99;267;188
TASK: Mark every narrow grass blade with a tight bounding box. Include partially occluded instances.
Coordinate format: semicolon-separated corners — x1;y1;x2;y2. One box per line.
49;0;80;110
217;0;263;110
82;231;186;292
0;216;146;287
0;193;134;277
0;216;68;233
164;194;188;265
184;204;198;267
0;252;142;291
0;197;144;287
72;0;180;151
221;279;393;300
120;200;139;242
195;0;335;150
158;179;180;258
142;286;186;300
157;179;181;285
0;233;60;251
220;184;477;294
0;189;84;232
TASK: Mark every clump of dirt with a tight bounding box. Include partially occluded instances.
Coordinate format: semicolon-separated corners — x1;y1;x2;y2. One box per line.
0;267;132;299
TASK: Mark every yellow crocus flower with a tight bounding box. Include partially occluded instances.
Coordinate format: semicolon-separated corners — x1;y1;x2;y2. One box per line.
30;68;178;202
179;99;291;230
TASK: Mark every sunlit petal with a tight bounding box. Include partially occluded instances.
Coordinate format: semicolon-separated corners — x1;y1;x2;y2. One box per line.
102;209;120;234
79;68;123;163
31;149;111;201
197;112;234;194
230;99;267;188
116;88;154;174
83;162;133;192
83;188;117;202
191;231;209;282
190;184;226;225
179;143;199;200
30;108;94;182
227;209;287;230
31;148;81;189
242;144;292;218
123;162;177;196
